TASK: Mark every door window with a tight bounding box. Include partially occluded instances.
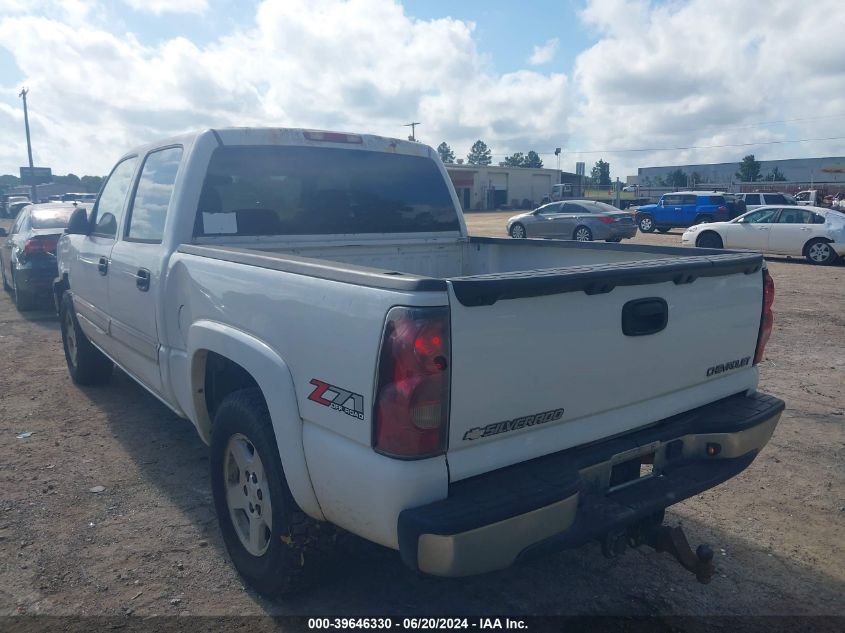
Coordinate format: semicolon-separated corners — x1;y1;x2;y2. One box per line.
744;194;761;205
811;213;826;224
92;157;138;238
561;203;583;214
776;208;812;224
681;195;698;205
741;208;779;224
764;193;787;205
126;147;183;243
537;203;562;214
663;195;683;206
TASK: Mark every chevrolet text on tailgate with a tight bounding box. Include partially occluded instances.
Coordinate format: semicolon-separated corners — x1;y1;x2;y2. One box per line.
54;128;784;595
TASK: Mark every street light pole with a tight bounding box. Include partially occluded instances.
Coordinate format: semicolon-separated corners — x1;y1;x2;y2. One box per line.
18;87;37;203
404;122;420;142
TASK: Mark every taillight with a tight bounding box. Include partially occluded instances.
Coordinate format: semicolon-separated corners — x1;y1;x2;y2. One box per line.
754;269;775;365
718;206;728;213
23;236;59;257
373;306;450;458
597;216;614;224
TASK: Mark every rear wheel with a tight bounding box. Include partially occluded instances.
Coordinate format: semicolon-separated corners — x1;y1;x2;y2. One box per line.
696;232;723;249
210;388;336;596
573;225;593;241
509;223;526;238
805;239;837;265
11;269;36;312
60;292;113;385
638;214;655;233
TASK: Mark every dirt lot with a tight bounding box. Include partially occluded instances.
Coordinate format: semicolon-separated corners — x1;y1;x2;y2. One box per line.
0;212;843;623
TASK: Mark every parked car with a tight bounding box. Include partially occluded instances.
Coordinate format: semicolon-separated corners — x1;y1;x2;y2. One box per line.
507;199;638;241
635;191;730;233
55;127;782;595
622;185;639;192
61;192;98;203
682;205;844;265
733;192;796;210
720;193;747;219
1;195;31;218
0;203;81;309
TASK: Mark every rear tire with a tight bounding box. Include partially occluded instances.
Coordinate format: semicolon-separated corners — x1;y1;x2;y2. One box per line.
60;292;113;385
638;214;655;233
573;225;593;241
696;232;724;249
210;388;336;596
509;223;526;238
804;239;837;265
12;270;36;311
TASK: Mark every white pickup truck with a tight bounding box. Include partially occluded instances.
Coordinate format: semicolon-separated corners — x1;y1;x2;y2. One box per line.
55;128;784;595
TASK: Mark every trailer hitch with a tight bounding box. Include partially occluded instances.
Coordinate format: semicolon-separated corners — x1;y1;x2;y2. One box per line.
601;517;715;584
643;524;714;584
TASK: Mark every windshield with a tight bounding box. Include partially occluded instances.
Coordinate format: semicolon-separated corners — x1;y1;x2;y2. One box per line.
31;207;76;229
195;146;460;237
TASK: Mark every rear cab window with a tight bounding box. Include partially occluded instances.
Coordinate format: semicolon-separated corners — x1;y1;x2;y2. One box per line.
195;146;460;237
31;207;76;229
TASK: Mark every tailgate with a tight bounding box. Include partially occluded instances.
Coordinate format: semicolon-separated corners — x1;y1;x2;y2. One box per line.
445;253;764;481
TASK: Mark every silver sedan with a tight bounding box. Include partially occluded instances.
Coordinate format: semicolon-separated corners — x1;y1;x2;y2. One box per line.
507;200;638;242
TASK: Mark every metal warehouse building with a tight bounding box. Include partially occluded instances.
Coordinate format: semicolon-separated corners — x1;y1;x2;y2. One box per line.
446;164;570;210
636;156;845;186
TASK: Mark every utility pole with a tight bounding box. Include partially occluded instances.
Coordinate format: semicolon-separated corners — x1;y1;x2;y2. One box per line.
404;122;420;142
19;87;37;203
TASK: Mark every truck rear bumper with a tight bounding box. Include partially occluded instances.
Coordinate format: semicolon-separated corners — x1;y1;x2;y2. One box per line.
398;391;784;577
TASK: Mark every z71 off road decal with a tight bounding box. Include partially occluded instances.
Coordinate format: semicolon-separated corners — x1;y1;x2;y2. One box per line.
462;408;565;441
308;379;365;420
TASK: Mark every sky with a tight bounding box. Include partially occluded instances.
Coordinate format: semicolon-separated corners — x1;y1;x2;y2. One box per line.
0;0;844;180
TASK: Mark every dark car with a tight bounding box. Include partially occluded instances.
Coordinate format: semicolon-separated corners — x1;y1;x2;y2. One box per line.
0;203;81;310
635;191;730;232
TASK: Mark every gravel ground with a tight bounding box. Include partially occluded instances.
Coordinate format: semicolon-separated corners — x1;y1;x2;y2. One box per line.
0;212;843;625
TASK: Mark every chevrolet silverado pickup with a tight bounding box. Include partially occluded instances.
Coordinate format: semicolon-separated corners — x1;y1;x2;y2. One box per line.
55;128;783;595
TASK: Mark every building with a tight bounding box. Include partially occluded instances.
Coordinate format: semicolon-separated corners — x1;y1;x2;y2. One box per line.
635;156;845;187
446;164;582;210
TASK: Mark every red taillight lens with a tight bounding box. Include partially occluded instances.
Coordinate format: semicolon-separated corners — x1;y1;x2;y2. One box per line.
754;269;775;365
597;216;614;224
718;206;728;213
374;306;450;458
23;236;59;257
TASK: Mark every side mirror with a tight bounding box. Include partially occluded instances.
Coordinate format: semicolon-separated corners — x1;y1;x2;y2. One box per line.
0;228;7;237
65;207;91;235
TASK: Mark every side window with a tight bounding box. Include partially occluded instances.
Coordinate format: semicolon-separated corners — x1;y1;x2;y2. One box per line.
11;208;30;235
745;194;761;205
538;203;561;214
126;147;183;243
743;208;779;224
812;213;826;224
776;208;809;224
682;195;698;205
561;203;583;214
92;157;138;238
663;195;682;206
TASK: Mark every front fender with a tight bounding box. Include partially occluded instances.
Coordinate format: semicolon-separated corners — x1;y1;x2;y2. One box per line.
186;319;324;520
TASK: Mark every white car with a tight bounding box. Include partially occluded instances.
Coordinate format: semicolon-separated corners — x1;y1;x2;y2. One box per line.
682;205;844;265
622;185;639;192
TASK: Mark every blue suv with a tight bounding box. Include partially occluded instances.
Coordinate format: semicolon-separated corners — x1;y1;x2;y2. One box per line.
635;191;729;233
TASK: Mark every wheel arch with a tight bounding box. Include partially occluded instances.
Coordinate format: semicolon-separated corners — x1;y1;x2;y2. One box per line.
187;320;324;520
695;230;723;248
802;236;833;257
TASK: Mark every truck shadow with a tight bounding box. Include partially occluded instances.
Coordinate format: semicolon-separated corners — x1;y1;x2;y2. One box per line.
92;371;845;619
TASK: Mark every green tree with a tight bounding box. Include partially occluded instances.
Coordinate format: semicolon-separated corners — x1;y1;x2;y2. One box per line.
80;175;104;192
767;167;787;182
524;151;543;168
54;173;83;188
436;142;455;164
590;159;611;186
666;169;688;187
467;140;492;166
736;154;762;182
503;152;525;167
689;171;704;185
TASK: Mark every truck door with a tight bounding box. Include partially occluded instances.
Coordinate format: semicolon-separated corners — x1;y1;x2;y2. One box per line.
69;156;138;355
106;146;182;397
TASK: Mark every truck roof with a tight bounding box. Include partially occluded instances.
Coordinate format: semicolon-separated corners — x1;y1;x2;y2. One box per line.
123;127;435;161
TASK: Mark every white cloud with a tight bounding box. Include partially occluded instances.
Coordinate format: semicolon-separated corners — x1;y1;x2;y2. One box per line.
0;0;573;175
528;38;559;66
572;0;845;178
121;0;207;15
